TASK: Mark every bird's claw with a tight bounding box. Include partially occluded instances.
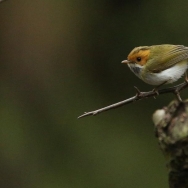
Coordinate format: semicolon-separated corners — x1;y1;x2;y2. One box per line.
152;88;159;99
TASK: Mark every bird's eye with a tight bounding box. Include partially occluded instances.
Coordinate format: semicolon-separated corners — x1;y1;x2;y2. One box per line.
136;57;141;62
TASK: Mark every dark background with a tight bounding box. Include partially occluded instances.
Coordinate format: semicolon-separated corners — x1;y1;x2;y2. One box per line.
0;0;188;187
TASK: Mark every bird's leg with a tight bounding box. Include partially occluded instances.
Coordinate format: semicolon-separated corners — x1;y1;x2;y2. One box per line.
185;71;188;83
152;81;167;96
174;90;182;102
153;81;167;93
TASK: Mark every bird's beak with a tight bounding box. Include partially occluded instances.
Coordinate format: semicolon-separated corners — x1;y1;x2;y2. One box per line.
121;60;130;64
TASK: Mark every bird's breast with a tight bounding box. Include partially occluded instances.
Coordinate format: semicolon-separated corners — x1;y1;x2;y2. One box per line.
142;62;188;85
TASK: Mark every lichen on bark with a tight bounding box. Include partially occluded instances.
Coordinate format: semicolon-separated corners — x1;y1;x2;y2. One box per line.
153;100;188;188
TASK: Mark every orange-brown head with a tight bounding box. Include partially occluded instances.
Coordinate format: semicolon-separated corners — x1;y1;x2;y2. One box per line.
122;46;150;66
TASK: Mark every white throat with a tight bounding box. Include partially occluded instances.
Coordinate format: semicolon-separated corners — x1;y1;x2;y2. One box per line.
128;63;142;79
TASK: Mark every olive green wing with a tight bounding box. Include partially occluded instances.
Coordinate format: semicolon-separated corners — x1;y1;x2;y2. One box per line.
147;45;188;73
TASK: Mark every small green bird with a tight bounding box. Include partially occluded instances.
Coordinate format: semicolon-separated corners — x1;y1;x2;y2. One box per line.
122;44;188;86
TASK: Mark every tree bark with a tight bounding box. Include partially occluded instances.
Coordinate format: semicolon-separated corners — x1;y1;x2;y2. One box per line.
153;100;188;188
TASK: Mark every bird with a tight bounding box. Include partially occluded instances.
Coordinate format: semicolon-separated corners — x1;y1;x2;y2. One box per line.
121;44;188;88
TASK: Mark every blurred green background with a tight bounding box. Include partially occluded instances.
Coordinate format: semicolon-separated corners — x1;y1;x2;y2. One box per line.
0;0;188;187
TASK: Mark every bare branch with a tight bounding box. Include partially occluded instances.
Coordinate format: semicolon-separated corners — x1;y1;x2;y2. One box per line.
78;81;188;119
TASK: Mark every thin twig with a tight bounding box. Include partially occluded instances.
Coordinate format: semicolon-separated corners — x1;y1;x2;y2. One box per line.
78;81;188;119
